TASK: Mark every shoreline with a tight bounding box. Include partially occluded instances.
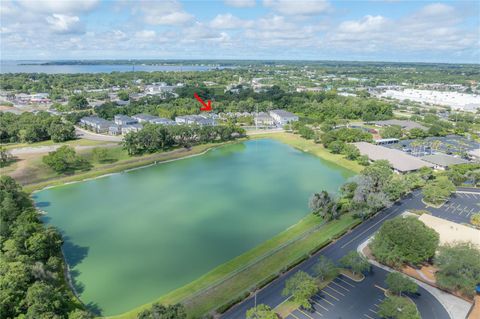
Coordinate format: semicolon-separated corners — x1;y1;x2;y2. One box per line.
24;139;246;193
31;144;225;194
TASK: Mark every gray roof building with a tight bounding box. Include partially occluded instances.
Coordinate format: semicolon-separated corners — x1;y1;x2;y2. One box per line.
175;115;216;126
353;142;434;173
114;115;137;126
372;120;427;131
421;154;469;169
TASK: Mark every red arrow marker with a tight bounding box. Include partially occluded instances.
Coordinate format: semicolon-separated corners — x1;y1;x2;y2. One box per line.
194;92;212;111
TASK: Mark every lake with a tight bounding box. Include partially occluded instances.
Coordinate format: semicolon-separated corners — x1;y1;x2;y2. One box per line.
0;61;223;74
34;139;354;315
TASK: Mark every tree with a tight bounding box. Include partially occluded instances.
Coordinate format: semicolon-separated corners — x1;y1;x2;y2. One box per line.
42;145;91;174
434;242;480;298
0;147;14;167
117;90;129;101
68;309;93;319
68;95;89;109
328;141;345;154
380;125;403;139
370;216;439;267
342;144;360;160
361;160;393;192
92;147;115;163
246;304;278;319
137;303;186;319
378;296;420;319
313;256;338;281
471;213;480;227
339;251;370;276
309;191;331;216
422;176;455;205
282;271;318;310
385;272;418;296
48;123;76;142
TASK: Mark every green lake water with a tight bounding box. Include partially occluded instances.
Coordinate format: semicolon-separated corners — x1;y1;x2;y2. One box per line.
34;139;354;315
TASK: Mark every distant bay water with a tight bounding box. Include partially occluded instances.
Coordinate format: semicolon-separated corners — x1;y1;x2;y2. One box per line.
0;60;225;74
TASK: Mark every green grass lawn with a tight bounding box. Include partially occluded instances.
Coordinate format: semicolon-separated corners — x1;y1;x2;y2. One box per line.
250;132;364;173
107;214;360;319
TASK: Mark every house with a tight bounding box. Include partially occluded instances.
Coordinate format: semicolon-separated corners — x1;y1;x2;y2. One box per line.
175;115;216;126
80;116;114;134
421;154;469;170
353;142;434;173
269;109;299;125
114;115;138;126
254;112;275;126
108;124;121;135
132;114;158;123
121;123;143;135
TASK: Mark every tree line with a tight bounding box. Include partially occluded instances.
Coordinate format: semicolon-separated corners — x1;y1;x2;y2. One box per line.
123;123;246;155
0;111;75;144
0;176;92;319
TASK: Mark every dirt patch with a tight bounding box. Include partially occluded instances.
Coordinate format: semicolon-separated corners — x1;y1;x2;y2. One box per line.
468;296;480;319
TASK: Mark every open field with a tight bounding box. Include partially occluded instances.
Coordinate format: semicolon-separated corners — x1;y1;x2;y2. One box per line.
107;214;360;319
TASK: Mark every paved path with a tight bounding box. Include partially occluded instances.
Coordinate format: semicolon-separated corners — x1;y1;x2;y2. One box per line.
221;189;475;319
75;126;123;142
9;143;118;156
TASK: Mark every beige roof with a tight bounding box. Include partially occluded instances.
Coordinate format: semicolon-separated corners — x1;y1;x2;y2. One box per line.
419;214;480;248
353;142;434;172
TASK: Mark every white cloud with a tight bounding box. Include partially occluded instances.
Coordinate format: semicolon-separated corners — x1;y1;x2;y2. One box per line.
136;0;193;26
263;0;330;16
224;0;256;8
135;30;157;40
17;0;99;14
337;15;389;34
45;14;84;34
210;14;254;29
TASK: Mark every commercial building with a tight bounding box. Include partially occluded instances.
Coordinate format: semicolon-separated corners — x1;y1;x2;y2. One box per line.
374;138;399;146
421;154;469;170
269;109;299;125
353;142;434;173
372;120;427;131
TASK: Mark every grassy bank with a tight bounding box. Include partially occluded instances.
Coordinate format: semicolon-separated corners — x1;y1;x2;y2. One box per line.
107;214;361;319
21;141;243;193
251;132;364;173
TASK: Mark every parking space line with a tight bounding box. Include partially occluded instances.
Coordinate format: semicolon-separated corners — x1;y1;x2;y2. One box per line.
314;295;335;306
374;303;379;307
464;193;471;198
444;205;451;211
456;204;462;209
363;314;375;319
290;312;301;319
298;309;316;319
321;290;340;301
331;280;350;291
311;299;329;311
324;285;345;296
336;277;355;287
369;308;378;314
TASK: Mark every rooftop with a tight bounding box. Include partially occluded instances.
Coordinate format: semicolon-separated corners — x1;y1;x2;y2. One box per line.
372;120;427;131
269;109;297;118
353;142;434;172
421;154;469;167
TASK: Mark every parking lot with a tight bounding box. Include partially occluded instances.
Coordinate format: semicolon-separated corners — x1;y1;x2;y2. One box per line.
429;191;480;224
286;275;385;319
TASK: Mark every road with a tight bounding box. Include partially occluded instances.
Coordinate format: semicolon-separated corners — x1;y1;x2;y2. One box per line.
221;188;480;319
75;126;123;142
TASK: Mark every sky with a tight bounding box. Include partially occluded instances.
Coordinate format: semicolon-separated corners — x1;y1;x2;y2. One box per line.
1;0;479;63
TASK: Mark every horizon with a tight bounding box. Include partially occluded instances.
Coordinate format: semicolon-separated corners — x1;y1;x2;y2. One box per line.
1;0;479;64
